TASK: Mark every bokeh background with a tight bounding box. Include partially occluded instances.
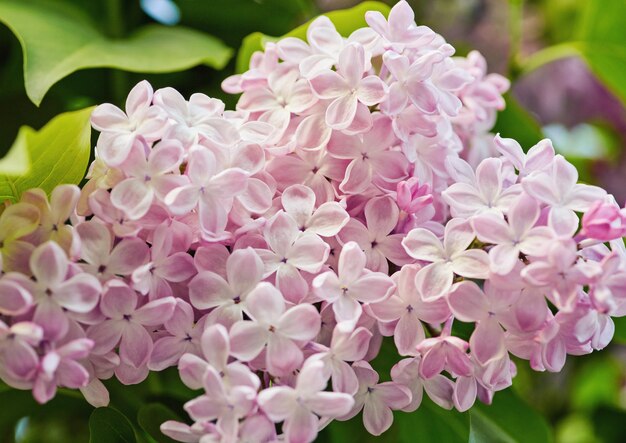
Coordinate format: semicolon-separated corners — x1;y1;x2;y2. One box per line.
1;0;626;442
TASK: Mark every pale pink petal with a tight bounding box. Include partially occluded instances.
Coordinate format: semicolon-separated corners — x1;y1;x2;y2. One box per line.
284;406;317;443
453;376;477;412
447;281;488;322
178;354;209;390
201;324;230;369
267;333;304;375
312;271;342;303
309;71;349;99
257;386;297;421
338;43;365;87
357;76;386;105
229;321;268;361
125;80;153;117
30;242;67;289
91;103;129;131
452;249;490;279
54;274;101;313
189;272;233;310
134;297;176;326
470;318;506;365
420;345;446;379
108;238;149;275
339;158;372;194
489;243;520;275
110;179;153;220
266;211;300;258
276;264;309;303
101;282;136;317
333;294;363;326
158;252;196;282
363;396;393;436
120;322;153;368
278;305;321;340
401;228;444;262
307;391;354;417
287;233;329;272
471;213;511;245
149;336;185;371
326;94;358;130
306;202;349;237
226;248;264;296
365;196;398;239
0;280;32;315
87;320;123;355
415;262;453;300
245;282;285;324
210;168;249;198
281;184;316;226
395;313;425;355
349;273;395;303
444;218;475;256
164;186;199;215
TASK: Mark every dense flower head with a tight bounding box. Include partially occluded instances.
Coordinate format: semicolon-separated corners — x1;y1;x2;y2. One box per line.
1;2;625;442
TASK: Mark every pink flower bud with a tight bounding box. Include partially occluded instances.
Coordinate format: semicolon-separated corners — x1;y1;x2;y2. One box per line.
580;200;626;241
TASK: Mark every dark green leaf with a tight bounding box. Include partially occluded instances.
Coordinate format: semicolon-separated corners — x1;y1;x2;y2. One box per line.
0;0;233;105
492;94;544;149
470;389;553;443
236;1;391;73
398;397;469;443
137;403;181;443
324;397;469;443
0;388;92;443
0;106;93;202
89;407;137;443
590;405;626;443
612;316;626;344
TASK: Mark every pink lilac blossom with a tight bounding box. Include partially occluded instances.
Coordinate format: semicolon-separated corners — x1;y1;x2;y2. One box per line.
1;2;626;442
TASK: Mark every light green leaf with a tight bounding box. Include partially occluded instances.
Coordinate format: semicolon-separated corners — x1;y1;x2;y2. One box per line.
470;389;553;443
574;0;626;105
236;1;391;73
0;106;94;202
0;0;233;106
89;407;137;443
0;126;30;175
521;0;626;106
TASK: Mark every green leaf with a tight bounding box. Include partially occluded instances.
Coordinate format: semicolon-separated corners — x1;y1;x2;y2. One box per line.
0;106;93;203
89;407;137;443
0;388;93;443
521;0;626;106
571;357;621;411
236;1;391;73
575;0;626;105
0;126;30;175
0;0;233;105
398;398;469;443
470;389;553;443
590;405;626;443
492;94;544;149
613;316;626;344
324;397;469;443
137;404;181;443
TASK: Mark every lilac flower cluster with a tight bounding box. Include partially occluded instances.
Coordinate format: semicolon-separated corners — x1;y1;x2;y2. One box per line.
1;2;625;442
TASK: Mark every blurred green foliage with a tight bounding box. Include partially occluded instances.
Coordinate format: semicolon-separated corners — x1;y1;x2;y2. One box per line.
1;0;626;442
